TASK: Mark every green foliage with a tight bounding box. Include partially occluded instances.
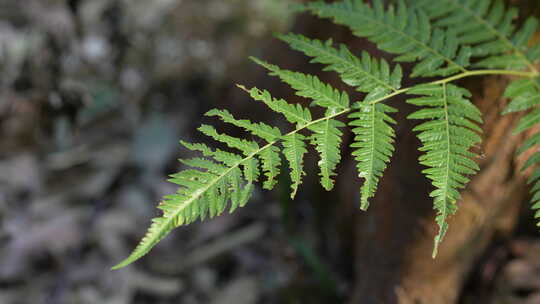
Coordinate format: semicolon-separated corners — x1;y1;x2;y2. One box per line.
407;83;482;256
250;57;348;190
113;0;540;269
412;0;540;70
503;77;540;227
277;33;403;94
349;102;397;210
302;0;472;77
282;133;308;198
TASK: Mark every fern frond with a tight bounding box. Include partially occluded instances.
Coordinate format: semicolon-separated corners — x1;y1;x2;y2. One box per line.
301;0;471;77
412;0;540;71
259;145;282;189
407;83;482;257
503;77;540;226
309;119;346;190
181;141;243;166
528;170;540;221
503;78;540;116
180;157;228;175
282;133;308;198
277;32;403;207
251;57;349;111
115;0;540;270
349;102;397;210
237;85;313;127
250;60;348;190
198;124;260;155
114;81;346;268
112;142;256;269
205;109;282;143
277;33;402;94
237;85;319;194
204;109;282;189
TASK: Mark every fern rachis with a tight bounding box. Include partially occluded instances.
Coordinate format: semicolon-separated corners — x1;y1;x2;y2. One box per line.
113;0;540;269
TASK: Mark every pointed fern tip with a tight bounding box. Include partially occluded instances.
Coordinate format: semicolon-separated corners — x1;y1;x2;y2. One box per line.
111;258;133;270
432;243;440;259
236;84;250;93
359;199;369;211
179;140;190;148
204;108;219;116
248;56;263;65
274;32;286;40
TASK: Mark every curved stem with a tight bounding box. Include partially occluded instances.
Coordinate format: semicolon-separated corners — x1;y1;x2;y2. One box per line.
236;68;539;175
369;69;539;105
432;69;538;85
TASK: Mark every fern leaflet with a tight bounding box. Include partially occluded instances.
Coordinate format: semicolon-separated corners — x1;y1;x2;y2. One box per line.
278;33;402;93
407;83;483;256
349;102;397;210
300;0;472;77
251;58;348;189
503;77;540;226
412;0;540;71
112;143;256;269
282;133;308;198
275;34;402;205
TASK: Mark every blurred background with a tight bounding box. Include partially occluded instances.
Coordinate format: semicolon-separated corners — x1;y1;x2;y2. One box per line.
1;0;540;303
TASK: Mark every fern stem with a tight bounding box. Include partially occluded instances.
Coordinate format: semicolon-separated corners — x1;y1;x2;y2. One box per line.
288;109;351;136
433;69;538;84
367;69;539;105
367;88;409;105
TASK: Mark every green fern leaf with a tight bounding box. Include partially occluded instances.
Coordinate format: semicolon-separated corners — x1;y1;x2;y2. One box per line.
237;85;312;127
242;156;260;183
301;0;471;77
276;33;402;93
503;78;540;115
282;133;308;198
413;0;540;71
180;141;243;166
259;145;282;190
203;108;283;189
530;172;540;215
503;77;540;226
475;18;539;70
205;109;282;143
407;83;482;257
277;32;403;207
250;58;350;190
198;124;259;155
528;43;540;62
349;102;397;210
112;152;253;269
251;57;349;111
180;157;228;175
115;0;540;270
309;119;345;191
